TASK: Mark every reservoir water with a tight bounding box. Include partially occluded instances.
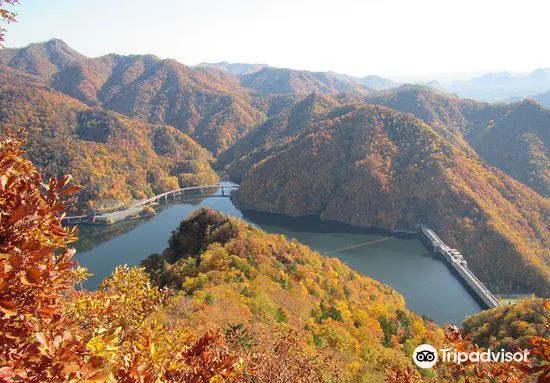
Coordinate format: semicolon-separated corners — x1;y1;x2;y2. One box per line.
75;183;484;325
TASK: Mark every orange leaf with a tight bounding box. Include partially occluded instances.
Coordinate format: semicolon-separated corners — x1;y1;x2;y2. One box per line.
26;267;42;284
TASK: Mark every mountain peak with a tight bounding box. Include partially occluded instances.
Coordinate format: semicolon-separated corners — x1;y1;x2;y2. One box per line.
29;38;76;55
44;38;70;47
0;38;86;80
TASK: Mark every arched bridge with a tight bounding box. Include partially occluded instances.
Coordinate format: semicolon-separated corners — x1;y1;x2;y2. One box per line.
62;184;238;225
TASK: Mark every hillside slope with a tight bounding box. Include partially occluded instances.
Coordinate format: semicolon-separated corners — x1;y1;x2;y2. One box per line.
241;67;371;96
97;58;265;154
468;100;550;196
0;38;91;80
142;208;445;382
0;39;266;154
462;298;549;351
0;84;217;211
234;105;550;296
217;93;363;181
366;85;549;196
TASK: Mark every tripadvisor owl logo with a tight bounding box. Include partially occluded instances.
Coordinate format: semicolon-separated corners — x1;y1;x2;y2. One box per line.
413;344;438;368
412;343;531;369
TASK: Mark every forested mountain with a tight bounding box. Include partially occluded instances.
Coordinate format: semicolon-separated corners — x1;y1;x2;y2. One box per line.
97;57;264;155
0;84;217;211
217;93;363;181
364;84;495;159
462;298;549;352
196;61;269;75
218;83;548;200
0;39;266;154
4;40;547;190
366;85;550;196
468;100;550;196
361;75;398;90
240;67;372;96
234;105;550;297
142;208;445;382
365;85;484;138
0;38;90;80
220;85;491;182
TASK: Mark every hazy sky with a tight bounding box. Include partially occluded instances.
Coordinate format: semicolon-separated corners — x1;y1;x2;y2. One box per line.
4;0;549;78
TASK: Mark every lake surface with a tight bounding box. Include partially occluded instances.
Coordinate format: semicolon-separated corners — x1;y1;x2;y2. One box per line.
75;183;484;325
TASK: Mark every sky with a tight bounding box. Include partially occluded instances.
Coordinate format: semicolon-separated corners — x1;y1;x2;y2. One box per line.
3;0;549;79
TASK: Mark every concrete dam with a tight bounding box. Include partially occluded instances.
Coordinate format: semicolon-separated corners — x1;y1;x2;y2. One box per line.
419;224;501;309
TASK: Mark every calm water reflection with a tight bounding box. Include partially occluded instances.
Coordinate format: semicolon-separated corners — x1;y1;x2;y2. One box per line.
75;183;483;325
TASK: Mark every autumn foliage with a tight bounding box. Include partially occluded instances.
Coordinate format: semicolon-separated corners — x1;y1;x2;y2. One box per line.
0;86;218;212
0;137;243;382
142;207;446;382
1;136;549;383
0;38;265;155
0;0;17;46
0;136;403;382
462;298;549;352
0;135;84;381
235;104;550;296
386;325;549;383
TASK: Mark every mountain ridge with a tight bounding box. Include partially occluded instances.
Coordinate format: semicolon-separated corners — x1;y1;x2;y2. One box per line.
448;68;550;102
0;39;266;155
365;85;550;196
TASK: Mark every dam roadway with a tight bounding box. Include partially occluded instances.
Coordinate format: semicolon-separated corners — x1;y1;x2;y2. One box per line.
419;224;501;309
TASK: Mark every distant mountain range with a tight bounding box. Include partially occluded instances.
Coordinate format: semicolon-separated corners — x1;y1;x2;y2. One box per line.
196;61;269;75
2;40;547;198
448;69;550;102
0;39;265;155
240;67;373;96
196;62;399;93
201;61;550;103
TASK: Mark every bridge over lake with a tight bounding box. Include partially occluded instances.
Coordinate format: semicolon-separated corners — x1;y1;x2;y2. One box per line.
62;184;238;225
